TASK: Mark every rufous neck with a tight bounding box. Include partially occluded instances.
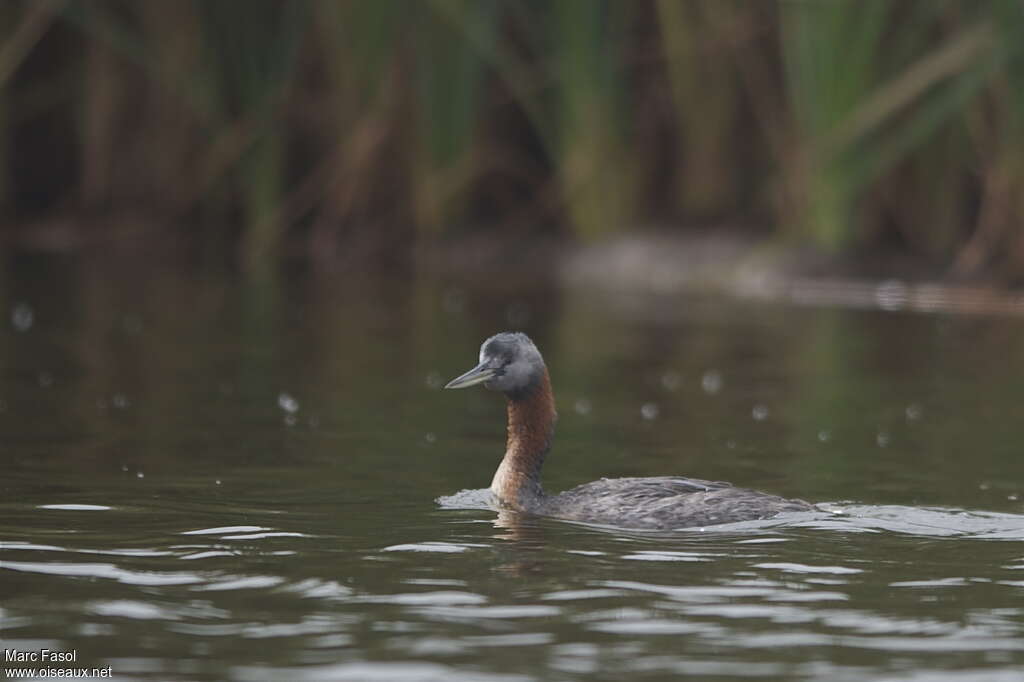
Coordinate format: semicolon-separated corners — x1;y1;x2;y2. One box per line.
490;369;556;509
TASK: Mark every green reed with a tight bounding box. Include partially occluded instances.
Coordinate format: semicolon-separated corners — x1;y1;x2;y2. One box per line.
1;0;1022;277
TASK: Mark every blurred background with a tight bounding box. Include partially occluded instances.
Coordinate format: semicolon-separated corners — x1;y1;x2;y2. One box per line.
4;4;1024;680
3;0;1023;282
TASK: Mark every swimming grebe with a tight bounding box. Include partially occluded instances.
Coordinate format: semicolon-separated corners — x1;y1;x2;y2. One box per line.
444;332;814;529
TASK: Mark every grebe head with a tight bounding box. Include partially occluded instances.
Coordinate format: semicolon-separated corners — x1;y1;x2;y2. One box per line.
444;332;545;396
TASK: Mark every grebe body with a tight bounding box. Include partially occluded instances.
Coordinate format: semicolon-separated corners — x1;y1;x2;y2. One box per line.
444;332;813;530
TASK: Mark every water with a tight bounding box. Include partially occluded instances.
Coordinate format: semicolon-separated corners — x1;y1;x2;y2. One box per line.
2;258;1023;681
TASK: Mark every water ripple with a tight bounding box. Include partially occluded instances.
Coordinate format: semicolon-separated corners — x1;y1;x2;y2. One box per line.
2;560;204;586
88;600;177;620
754;562;864;574
38;504;112;511
411;605;562;621
356;591;487;606
193;576;287;592
181;526;272;536
229;662;533;682
381;542;486;553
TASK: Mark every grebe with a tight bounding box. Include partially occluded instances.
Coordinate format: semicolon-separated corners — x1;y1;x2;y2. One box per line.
444;332;814;529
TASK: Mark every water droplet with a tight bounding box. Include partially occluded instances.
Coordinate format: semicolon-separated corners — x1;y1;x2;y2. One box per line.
136;472;145;479
121;464;129;472
284;414;298;427
978;481;991;491
278;393;299;414
876;431;890;448
905;403;923;421
751;404;769;421
442;288;466;314
641;403;659;420
425;371;443;390
701;370;723;394
424;432;437;444
817;429;831;442
112;393;129;409
122;315;143;335
660;371;681;391
574;398;592;416
505;302;531;327
1007;493;1019;501
726;440;737;449
11;303;33;332
38;371;54;388
215;479;222;486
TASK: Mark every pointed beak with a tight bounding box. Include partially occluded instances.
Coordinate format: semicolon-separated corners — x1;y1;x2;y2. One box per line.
444;362;496;390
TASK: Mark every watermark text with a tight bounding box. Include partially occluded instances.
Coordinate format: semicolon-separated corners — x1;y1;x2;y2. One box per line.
4;649;112;678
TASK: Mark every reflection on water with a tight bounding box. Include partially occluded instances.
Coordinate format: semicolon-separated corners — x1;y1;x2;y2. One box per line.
1;258;1023;681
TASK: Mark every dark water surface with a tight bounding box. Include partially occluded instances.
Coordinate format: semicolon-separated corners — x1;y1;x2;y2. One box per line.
2;258;1023;681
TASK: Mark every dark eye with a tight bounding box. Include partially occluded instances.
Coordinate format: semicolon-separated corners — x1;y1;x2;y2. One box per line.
490;355;512;376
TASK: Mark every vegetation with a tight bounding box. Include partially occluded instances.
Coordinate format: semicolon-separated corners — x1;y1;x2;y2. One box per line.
2;0;1023;279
